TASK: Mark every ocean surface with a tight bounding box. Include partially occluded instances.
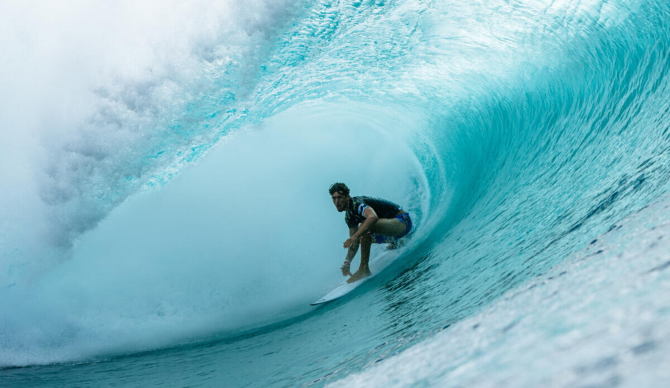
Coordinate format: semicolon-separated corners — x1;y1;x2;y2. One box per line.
2;0;670;386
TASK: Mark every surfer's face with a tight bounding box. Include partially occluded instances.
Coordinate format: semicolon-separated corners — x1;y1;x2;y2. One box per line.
331;192;349;212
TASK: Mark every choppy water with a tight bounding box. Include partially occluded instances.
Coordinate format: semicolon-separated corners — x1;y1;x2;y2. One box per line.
2;0;670;386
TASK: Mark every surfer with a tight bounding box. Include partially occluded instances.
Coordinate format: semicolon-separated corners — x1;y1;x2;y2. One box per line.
329;183;413;283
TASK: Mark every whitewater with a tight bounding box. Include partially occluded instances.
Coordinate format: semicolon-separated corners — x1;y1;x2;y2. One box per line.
1;0;670;386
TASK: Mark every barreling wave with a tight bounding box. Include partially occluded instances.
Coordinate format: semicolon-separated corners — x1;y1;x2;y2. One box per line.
1;0;670;386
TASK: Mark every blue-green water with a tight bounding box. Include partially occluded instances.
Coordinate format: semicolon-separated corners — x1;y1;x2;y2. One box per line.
2;0;670;386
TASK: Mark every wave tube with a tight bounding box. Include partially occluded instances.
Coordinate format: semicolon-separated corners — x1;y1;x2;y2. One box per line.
0;105;430;365
2;0;670;386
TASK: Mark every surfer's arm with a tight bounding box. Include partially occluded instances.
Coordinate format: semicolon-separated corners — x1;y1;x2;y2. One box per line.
344;207;378;247
344;227;360;259
341;227;359;276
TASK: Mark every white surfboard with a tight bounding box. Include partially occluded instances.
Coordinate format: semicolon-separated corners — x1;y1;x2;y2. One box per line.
311;249;401;305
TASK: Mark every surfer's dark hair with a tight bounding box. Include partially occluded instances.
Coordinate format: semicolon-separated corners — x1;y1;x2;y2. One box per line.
329;182;350;196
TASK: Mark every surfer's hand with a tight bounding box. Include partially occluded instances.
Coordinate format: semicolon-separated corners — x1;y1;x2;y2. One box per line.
343;237;357;248
341;263;352;276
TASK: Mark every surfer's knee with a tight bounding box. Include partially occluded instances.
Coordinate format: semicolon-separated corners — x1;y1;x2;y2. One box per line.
360;233;372;244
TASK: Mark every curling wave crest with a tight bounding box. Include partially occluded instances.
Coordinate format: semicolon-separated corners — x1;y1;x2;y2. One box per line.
2;0;670;387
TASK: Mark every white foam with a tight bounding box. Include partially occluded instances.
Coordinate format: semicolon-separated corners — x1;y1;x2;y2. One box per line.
0;0;296;284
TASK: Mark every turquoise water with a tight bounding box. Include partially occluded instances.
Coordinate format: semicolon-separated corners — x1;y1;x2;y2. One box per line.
2;0;670;386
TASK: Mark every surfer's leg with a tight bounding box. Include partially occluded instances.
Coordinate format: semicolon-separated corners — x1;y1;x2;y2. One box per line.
359;232;372;271
369;217;407;237
348;232;372;283
370;214;412;250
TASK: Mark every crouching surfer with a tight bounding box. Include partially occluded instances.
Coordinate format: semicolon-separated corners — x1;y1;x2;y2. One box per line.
329;182;413;283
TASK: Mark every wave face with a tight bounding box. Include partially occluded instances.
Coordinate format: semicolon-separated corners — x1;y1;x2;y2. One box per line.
2;0;670;386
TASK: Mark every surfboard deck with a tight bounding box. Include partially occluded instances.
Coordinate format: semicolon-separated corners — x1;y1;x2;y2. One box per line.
311;249;400;305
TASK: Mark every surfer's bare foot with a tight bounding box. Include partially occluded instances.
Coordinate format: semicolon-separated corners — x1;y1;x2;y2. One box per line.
347;268;371;283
